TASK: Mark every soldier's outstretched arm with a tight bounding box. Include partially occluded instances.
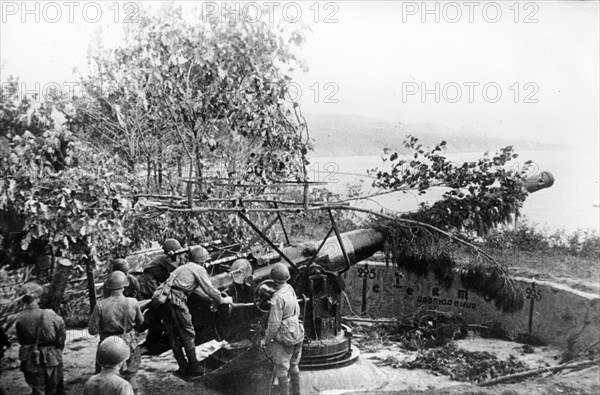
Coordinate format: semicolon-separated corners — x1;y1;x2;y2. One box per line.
194;266;225;304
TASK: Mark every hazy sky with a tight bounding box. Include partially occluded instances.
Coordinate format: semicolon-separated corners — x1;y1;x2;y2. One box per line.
293;1;599;151
1;1;599;152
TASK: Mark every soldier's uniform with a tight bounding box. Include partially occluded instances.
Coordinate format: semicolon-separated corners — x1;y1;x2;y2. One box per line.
15;284;66;395
138;239;185;300
89;280;144;393
137;254;178;298
137;240;185;350
264;264;304;395
83;368;134;395
154;247;229;374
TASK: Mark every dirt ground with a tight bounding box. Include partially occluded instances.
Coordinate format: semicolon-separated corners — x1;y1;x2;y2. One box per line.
1;330;598;395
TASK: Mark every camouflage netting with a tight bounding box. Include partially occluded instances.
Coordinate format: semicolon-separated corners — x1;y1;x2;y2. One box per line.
374;220;524;313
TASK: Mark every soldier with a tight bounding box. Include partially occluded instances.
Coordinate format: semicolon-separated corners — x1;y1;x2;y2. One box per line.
138;239;186;299
137;239;186;350
89;271;144;394
83;336;134;395
261;264;304;395
15;282;66;395
152;246;232;375
103;259;140;299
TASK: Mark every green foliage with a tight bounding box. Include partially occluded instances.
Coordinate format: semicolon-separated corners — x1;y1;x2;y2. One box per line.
371;136;530;235
367;138;534;312
373;219;524;313
73;3;309;193
1;6;312;271
0;82;135;268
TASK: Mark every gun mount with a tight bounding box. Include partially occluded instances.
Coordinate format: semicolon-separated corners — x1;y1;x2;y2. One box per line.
143;228;385;387
137;171;554;390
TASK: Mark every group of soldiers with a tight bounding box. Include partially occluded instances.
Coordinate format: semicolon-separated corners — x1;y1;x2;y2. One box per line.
12;238;304;395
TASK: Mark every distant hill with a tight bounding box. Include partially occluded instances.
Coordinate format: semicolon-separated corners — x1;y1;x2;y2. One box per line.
304;113;564;157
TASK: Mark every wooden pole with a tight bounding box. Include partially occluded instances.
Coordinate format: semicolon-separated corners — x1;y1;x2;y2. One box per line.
85;257;97;313
477;360;598;387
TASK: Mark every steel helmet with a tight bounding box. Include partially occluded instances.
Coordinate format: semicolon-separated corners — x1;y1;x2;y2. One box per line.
19;282;44;303
163;238;182;253
97;336;131;367
269;263;291;283
112;259;130;274
188;246;210;264
105;271;129;290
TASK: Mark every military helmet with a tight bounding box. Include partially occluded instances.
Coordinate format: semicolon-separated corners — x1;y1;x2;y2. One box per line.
105;271;129;290
19;282;44;303
97;336;131;367
269;263;291;283
188;246;210;264
163;238;182;253
112;259;130;274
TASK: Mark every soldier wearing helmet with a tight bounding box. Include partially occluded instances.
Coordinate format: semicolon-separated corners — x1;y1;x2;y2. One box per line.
89;271;144;393
15;282;66;395
135;239;187;351
102;259;140;299
262;263;304;395
138;238;186;299
152;246;232;376
83;336;134;395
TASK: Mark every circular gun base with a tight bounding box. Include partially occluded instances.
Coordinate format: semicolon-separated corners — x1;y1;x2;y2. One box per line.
300;325;359;370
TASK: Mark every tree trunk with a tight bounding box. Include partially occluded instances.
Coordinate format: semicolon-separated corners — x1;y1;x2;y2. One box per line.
195;144;203;197
153;160;158;186
41;258;73;312
158;161;163;186
177;156;183;195
84;257;97;313
158;142;163;186
127;156;135;174
187;160;194;208
146;155;151;191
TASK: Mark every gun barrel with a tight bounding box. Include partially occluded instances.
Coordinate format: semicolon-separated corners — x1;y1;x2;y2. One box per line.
522;171;555;193
211;228;385;289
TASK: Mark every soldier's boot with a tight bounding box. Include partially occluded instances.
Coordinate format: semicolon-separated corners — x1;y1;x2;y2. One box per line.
290;371;301;395
275;375;290;395
173;348;188;376
185;348;203;376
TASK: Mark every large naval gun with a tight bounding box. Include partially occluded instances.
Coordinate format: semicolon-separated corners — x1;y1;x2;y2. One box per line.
142;170;555;391
159;227;386;387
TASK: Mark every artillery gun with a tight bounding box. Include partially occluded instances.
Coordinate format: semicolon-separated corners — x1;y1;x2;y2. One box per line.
137;171;554;392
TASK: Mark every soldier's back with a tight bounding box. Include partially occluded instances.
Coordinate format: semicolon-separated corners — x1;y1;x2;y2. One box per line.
95;296;139;335
83;371;134;395
16;306;64;345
